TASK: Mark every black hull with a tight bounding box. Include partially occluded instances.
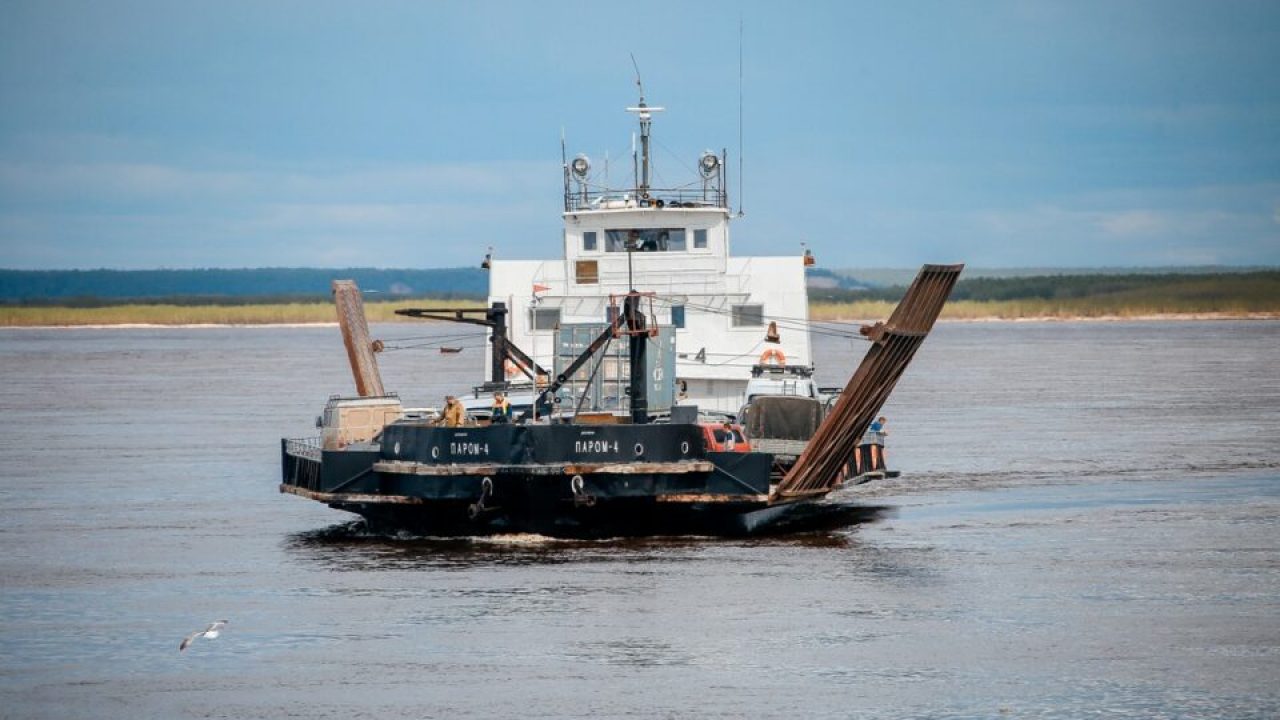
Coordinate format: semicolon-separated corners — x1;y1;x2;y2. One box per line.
346;497;759;539
324;495;889;539
280;423;884;538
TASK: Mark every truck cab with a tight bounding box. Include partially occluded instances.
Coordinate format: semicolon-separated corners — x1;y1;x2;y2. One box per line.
699;422;750;452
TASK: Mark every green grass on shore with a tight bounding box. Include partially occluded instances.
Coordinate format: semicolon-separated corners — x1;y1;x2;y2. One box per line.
4;296;1276;327
813;272;1280;320
0;299;484;326
3;273;1279;326
812;298;1280;322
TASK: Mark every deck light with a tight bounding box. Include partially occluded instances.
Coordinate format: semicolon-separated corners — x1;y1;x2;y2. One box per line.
698;151;719;178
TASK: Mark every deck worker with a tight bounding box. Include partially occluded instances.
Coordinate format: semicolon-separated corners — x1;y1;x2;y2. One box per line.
852;416;890;475
868;416;888;470
439;395;466;427
490;392;512;424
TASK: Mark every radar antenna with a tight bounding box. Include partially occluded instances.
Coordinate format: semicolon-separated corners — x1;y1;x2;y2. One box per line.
737;16;745;217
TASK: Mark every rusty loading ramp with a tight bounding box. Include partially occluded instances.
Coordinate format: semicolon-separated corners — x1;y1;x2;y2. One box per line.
771;263;963;501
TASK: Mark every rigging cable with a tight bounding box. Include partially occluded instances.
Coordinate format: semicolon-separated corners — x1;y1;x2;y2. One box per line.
646;294;870;341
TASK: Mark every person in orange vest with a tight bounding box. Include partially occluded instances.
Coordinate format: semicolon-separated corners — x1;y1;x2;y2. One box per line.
490;392;512;424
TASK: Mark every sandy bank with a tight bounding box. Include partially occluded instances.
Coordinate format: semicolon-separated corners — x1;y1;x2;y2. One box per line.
4;313;1278;329
1;322;341;330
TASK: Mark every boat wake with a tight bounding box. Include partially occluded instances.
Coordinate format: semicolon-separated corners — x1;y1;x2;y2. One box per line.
284;502;896;560
852;459;1280;499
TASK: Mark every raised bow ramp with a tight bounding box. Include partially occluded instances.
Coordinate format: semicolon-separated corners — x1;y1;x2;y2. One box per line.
770;264;964;501
333;279;386;397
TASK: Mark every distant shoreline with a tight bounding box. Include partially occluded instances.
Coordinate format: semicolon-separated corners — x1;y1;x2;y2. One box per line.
0;322;343;329
5;271;1276;327
826;311;1280;323
4;312;1277;330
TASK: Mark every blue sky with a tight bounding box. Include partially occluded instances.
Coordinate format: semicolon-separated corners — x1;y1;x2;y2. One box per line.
1;0;1277;270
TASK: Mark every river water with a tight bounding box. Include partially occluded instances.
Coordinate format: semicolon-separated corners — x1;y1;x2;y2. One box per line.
1;320;1277;719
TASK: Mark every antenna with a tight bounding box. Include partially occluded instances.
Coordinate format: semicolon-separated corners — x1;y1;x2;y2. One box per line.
561;126;570;211
737;16;745;217
630;53;644;103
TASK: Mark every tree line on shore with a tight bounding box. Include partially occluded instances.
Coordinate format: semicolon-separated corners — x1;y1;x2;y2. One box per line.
0;267;487;304
811;270;1280;308
2;267;1276;311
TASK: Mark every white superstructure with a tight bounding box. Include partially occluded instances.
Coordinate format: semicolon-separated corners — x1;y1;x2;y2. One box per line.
487;91;811;414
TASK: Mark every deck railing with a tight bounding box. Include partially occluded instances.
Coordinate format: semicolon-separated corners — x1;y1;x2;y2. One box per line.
284;436;323;462
565;187;728;213
282;437;323;491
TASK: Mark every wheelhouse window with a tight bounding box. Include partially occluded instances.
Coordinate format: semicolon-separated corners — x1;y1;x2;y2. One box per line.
731;304;764;327
530;307;561;331
693;229;707;249
671;305;686;328
605;228;687;252
583;231;597;251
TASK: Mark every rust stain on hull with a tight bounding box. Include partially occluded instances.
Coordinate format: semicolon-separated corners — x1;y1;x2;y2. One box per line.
281;483;765;506
656;493;769;503
373;460;715;476
280;484;427;505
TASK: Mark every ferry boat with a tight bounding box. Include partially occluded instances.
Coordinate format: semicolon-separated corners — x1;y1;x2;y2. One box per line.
278;85;962;537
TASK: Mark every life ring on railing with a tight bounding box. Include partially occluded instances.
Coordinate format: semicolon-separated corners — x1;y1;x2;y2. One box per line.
759;348;786;366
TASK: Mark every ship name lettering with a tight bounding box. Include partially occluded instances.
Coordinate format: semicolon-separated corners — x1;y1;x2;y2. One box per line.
574;440;619;454
450;442;490;456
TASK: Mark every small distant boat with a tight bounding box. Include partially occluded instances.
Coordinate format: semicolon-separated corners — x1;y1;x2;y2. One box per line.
439;347;463;354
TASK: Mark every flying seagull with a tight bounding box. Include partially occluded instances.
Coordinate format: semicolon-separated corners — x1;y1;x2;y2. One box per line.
179;620;228;652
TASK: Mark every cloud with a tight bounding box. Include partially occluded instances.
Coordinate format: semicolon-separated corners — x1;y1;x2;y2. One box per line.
965;186;1280;266
1097;210;1169;238
0;158;551;205
0;156;560;268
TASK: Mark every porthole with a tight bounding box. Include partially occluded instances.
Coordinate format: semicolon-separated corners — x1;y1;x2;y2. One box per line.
634;443;644;457
680;441;690;454
431;447;440;459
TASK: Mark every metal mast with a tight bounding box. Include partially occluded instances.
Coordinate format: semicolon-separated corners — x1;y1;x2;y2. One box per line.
626;57;664;198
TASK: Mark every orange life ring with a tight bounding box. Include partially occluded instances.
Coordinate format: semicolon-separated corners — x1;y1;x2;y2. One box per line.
759;348;786;366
